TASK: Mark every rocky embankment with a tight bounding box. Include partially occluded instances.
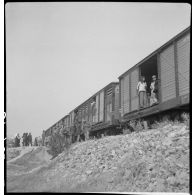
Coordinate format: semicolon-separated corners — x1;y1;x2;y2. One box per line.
6;122;189;192
47;122;189;192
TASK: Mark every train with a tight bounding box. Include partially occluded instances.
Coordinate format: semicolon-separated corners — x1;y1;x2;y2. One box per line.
44;26;190;145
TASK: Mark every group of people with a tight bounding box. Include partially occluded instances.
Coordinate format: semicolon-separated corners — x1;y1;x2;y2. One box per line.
137;75;158;109
72;111;91;143
73;119;91;143
14;132;33;147
22;132;32;146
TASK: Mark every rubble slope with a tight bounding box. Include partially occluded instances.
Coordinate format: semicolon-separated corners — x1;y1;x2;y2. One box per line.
6;122;190;192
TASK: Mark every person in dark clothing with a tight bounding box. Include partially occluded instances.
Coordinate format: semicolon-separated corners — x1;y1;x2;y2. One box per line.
76;121;82;142
28;133;32;146
82;120;91;141
25;133;28;146
34;137;38;146
15;133;20;147
26;133;29;146
22;133;26;146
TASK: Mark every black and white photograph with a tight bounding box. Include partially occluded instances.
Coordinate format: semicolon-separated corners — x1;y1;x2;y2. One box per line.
5;2;191;193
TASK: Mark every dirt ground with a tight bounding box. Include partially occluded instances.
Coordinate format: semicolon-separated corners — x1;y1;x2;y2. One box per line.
6;122;190;193
6;146;53;192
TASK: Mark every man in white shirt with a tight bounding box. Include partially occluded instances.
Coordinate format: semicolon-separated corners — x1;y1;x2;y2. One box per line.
137;76;147;109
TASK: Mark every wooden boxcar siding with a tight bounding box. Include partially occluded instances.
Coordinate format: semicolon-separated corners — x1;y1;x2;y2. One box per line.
120;78;124;116
123;74;130;114
82;107;85;121
70;112;74;126
92;101;96;124
72;112;74;125
79;109;82;121
64;117;67;128
67;116;70;127
64;118;67;128
176;33;190;96
58;120;63;130
114;84;120;119
105;88;112;122
84;106;87;121
69;114;72;126
95;94;99;123
85;105;88;121
130;68;139;111
99;91;104;121
160;44;176;102
80;108;83;121
88;103;91;122
63;118;67;128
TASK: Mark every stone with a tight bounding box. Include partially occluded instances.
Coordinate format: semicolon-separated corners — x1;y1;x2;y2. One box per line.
86;170;92;175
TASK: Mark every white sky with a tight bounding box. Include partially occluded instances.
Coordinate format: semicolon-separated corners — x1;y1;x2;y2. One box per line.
6;2;191;138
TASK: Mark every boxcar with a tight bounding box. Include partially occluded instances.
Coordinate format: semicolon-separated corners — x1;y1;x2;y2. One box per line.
119;27;190;121
71;82;120;136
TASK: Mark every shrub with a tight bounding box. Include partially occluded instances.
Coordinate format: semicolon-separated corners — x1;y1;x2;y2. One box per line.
135;120;144;132
161;115;171;124
129;120;136;131
181;112;190;129
150;121;160;129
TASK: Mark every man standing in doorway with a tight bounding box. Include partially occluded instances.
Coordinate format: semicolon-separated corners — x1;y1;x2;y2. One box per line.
137;76;147;109
150;75;158;106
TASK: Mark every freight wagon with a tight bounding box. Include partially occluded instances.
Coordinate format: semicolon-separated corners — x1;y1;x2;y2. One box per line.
45;82;120;140
69;82;120;138
119;27;190;123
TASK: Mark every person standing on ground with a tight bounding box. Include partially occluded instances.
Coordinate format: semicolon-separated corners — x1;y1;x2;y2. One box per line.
15;133;20;147
25;133;28;146
28;133;32;146
83;120;91;141
23;133;26;146
26;133;29;146
76;121;82;142
22;133;25;146
34;137;38;146
60;125;69;149
14;133;18;147
137;76;147;109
